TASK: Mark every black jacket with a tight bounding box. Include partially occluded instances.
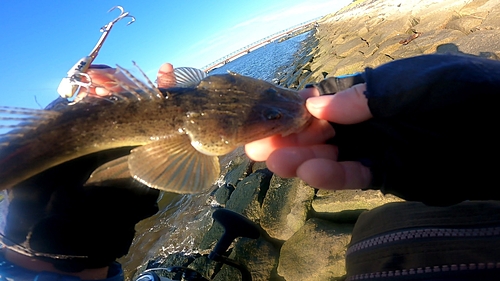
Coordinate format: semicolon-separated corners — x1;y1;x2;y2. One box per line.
313;54;500;205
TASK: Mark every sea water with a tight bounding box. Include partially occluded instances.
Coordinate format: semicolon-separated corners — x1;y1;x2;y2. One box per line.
210;31;313;81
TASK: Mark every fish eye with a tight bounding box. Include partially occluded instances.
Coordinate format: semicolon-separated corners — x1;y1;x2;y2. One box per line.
265;109;282;120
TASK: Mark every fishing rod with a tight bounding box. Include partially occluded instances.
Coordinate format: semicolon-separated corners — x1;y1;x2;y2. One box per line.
135;208;260;281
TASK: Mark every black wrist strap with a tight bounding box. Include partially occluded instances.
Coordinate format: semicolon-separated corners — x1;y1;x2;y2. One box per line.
305;73;365;95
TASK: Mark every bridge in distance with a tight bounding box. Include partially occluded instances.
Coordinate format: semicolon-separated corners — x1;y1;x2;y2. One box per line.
202;18;320;73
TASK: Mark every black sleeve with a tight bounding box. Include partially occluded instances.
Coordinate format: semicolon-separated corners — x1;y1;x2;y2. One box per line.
3;148;160;271
326;54;500;205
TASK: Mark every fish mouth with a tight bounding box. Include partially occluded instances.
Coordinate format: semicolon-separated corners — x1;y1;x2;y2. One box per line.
279;110;313;137
239;104;313;143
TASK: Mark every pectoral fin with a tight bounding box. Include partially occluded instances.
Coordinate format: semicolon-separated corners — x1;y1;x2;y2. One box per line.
129;135;220;194
85;155;131;185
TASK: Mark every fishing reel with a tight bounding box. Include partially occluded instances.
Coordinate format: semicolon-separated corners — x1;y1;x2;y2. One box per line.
135;209;260;281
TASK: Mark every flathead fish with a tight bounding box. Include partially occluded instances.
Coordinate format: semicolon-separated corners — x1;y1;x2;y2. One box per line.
0;67;312;193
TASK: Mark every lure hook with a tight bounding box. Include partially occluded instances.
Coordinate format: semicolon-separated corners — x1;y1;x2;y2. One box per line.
57;6;135;99
102;6;136;31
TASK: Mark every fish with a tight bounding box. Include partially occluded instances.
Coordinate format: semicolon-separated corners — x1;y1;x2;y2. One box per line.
0;67;312;193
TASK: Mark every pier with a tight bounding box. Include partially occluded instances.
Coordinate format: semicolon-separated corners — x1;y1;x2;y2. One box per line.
202;18;320;73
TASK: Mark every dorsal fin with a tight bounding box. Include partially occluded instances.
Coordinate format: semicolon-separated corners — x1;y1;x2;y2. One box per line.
174;67;208;87
75;63;164;103
133;61;164;99
114;64;164;100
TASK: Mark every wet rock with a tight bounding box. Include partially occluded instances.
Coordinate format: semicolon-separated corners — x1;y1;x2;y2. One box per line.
277;218;353;281
260;177;315;241
198;217;224;252
313;190;402;212
145;252;200;280
188;256;219;280
221;152;252;187
200;169;272;251
312;189;403;223
212;264;241;281
213;237;280;281
211;184;234;207
275;34;320;89
227;169;273;220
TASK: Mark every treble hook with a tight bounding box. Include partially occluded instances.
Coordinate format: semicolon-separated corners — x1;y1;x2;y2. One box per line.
57;6;136;99
100;6;136;33
93;6;136;60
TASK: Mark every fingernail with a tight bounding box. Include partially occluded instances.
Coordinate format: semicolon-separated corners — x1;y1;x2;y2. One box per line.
95;86;111;96
158;63;174;75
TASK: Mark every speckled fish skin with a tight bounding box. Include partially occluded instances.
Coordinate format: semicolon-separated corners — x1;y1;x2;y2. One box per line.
0;69;312;193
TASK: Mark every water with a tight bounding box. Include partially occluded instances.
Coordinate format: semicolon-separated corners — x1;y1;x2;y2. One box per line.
210;31;313;81
120;30;316;280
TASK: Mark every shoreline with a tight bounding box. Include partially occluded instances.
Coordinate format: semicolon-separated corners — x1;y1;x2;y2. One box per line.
280;0;500;90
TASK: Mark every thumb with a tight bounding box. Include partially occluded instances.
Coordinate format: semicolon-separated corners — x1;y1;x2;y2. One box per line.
157;63;176;88
306;83;372;124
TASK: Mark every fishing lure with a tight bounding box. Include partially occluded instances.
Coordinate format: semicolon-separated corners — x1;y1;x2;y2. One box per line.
56;6;135;99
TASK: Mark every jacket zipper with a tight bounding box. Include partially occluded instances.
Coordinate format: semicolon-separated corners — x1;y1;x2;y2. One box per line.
346;226;500;280
347;226;500;255
346;262;500;280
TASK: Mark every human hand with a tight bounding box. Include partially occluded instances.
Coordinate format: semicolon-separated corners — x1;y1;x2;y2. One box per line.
245;83;373;191
76;63;176;99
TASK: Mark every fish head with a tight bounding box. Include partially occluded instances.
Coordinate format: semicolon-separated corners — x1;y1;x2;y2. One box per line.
183;72;312;156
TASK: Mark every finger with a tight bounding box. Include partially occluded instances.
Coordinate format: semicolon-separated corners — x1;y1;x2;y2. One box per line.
306;83;372;124
94;86;111;96
265;145;338;178
298;87;320;99
244;87;322;161
76;69;112;98
157;63;176;88
245;118;334;161
296;159;372;190
84;68;126;96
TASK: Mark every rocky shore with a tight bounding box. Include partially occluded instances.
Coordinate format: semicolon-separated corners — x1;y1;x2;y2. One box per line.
126;0;500;280
297;0;500;85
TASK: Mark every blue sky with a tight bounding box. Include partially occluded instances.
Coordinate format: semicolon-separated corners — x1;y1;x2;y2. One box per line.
0;1;350;109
